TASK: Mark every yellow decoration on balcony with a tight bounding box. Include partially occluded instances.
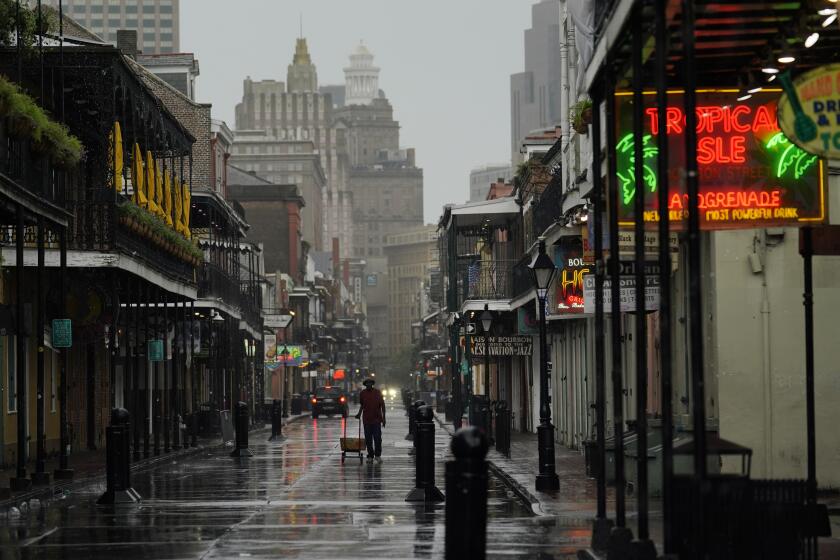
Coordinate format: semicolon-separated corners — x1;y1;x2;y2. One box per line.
145;150;159;215
131;143;148;207
164;171;174;227
174;177;184;235
155;162;165;219
182;181;191;239
109;122;123;193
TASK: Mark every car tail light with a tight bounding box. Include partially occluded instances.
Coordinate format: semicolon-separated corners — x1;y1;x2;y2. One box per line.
311;398;317;404
339;396;346;403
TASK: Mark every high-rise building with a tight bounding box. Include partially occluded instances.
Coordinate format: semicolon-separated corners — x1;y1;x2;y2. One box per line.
234;38;352;254
229;131;326;252
510;0;561;164
469;164;514;202
45;0;180;54
383;225;439;361
331;43;424;258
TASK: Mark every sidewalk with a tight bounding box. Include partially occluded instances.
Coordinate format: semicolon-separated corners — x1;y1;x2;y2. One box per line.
0;413;309;509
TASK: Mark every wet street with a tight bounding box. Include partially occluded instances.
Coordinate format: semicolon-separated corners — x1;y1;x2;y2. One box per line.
0;402;586;559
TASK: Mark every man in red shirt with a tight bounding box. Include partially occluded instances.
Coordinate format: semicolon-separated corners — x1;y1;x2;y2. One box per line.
355;378;386;462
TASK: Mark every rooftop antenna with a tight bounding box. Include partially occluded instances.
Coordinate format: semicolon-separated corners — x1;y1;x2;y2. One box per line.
299;13;303;38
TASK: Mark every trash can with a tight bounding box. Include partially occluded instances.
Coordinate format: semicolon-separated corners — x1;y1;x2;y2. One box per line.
290;394;303;415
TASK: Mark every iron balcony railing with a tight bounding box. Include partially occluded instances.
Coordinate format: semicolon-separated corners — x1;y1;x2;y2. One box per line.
198;262;239;304
0;118;71;209
530;178;563;241
454;259;517;303
595;0;619;38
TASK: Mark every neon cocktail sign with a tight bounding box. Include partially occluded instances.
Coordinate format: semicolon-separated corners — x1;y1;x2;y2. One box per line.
615;90;825;230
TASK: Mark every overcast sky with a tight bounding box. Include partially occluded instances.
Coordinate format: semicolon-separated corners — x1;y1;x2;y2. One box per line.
181;0;534;223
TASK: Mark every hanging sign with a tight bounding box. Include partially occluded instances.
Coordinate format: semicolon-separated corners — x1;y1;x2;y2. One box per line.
264;334;277;364
148;339;164;362
615;89;826;230
51;319;72;348
467;335;533;357
582;275;660;314
777;65;840;160
552;236;590;315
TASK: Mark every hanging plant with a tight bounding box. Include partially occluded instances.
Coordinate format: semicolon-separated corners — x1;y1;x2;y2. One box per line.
570;98;593;135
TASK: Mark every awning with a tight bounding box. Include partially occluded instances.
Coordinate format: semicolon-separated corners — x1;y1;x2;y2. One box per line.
443;197;519;229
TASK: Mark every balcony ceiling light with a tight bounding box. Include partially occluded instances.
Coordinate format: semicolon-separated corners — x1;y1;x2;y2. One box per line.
823;13;837;27
805;32;820;48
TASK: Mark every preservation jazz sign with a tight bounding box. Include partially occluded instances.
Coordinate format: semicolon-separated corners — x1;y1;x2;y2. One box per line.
465;335;533;357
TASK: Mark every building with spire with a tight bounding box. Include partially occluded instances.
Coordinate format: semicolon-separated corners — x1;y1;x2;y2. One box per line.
232;38;352;255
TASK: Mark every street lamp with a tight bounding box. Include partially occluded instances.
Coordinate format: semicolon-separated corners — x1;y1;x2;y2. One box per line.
274;310;294;418
529;238;559;492
480;303;493;439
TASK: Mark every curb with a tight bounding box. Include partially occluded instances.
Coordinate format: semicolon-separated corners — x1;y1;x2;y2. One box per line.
432;412;546;517
486;456;547;517
1;423;274;511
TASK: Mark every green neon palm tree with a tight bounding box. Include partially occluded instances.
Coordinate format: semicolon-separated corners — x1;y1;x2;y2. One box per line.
616;133;658;206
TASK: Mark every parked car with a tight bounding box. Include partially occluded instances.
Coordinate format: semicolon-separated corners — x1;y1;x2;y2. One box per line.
311;386;348;418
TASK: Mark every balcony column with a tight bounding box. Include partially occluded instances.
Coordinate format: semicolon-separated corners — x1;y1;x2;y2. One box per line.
164;290;172;453
133;277;141;461
143;282;150;459
55;226;73;479
32;217;49;485
10;204;30;490
153;285;161;456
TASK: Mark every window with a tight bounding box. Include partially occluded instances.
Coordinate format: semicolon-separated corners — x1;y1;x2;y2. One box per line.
143;32;156;41
90;4;103;13
126;18;138;26
125;5;138;14
160;32;172;42
143;4;156;13
160;4;173;14
143;18;156;27
108;4;122;13
108;18;121;27
90;18;104;27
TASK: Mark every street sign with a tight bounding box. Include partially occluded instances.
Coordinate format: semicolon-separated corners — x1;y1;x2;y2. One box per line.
778;65;840;160
52;319;72;348
148;339;164;362
459;323;476;335
611;259;662;277
582;275;661;314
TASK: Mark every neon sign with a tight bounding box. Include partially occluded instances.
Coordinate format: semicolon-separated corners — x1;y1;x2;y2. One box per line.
615;90;826;230
552;237;589;315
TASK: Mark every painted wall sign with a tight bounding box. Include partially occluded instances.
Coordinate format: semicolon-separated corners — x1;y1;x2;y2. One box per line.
148;339;164;362
616;90;826;230
777;65;840;160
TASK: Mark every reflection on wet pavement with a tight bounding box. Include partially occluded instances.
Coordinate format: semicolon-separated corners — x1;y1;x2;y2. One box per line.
0;404;588;559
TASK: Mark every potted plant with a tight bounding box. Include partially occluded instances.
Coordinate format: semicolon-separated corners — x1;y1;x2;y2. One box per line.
570;98;593;134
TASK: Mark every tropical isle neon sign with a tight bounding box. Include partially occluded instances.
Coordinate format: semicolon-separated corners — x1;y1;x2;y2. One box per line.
615;90;825;230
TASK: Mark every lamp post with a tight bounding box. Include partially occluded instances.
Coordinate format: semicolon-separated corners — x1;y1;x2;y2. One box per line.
273;309;294;418
450;312;463;430
529;238;559;492
480;303;493;439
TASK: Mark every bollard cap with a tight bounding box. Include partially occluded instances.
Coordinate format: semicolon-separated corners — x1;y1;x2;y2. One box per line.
416;405;433;423
451;426;489;461
412;400;426;409
110;407;130;426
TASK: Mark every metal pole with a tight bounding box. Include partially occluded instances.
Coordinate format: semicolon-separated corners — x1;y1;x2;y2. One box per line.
14;204;27;486
655;0;674;551
484;323;490;437
591;81;608;522
606;64;626;528
55;226;72;478
681;0;706;478
153;286;160;456
34;217;47;483
451;319;462;430
133;278;141;460
190;300;197;447
632;6;650;542
803;226;816;505
164;291;171;453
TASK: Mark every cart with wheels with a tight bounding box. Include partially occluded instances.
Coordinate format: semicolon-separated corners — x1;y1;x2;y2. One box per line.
340;417;365;464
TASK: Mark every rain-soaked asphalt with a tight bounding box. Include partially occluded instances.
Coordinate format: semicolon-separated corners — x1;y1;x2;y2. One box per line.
0;399;586;559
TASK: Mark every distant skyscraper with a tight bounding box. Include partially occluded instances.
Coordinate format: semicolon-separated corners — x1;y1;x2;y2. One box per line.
44;0;180;54
510;0;561;164
469;164;514;202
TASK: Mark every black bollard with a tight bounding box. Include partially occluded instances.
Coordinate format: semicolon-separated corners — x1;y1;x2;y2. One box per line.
230;401;253;457
268;399;283;441
97;408;141;505
406;405;445;503
445;426;489;560
408;399;426;447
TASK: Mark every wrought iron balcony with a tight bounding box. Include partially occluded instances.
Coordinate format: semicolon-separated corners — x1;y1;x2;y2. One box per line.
455;259;517;303
198;262;239;304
